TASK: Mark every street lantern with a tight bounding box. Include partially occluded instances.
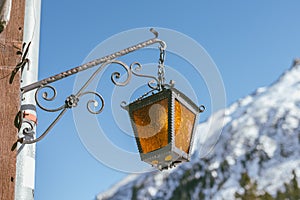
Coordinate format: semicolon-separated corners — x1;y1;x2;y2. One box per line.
126;87;204;170
18;28;205;171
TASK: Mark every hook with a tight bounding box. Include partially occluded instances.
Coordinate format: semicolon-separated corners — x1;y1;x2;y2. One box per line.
150;28;158;38
199;105;205;113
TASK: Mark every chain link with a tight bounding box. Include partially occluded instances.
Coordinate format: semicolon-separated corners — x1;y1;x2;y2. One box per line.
158;47;166;90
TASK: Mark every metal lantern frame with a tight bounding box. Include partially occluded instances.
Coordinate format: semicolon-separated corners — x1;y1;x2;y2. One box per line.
127;87;204;170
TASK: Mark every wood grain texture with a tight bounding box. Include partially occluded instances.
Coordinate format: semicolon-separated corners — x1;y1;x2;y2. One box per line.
0;0;25;200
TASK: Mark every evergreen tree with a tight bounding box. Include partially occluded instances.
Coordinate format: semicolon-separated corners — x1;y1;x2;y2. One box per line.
235;172;273;200
276;170;300;200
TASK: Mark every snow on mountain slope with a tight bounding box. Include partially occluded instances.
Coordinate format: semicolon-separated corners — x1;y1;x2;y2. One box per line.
97;60;300;200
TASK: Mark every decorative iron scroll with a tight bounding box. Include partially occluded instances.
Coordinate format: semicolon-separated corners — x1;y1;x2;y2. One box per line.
130;62;160;90
20;59;165;144
19;28;167;144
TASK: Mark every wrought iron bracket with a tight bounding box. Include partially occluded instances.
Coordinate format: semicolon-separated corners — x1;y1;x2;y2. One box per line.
19;28;167;144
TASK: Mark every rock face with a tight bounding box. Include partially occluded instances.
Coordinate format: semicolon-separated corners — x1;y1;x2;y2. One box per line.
97;61;300;200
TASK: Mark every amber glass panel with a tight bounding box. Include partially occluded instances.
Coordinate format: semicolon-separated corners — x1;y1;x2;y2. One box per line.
132;98;169;153
174;100;196;153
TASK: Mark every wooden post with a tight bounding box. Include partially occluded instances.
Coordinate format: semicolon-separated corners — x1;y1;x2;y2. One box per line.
0;0;25;200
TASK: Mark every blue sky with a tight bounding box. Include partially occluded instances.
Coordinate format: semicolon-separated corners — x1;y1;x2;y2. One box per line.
34;1;300;199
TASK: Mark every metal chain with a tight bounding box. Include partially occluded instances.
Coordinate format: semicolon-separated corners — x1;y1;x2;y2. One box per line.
158;46;166;90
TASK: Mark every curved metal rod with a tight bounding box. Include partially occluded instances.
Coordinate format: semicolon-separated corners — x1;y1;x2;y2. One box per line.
20;60;132;144
34;60;131;114
199;105;206;113
35;85;66;112
149;28;167;50
147;80;159;90
78;91;105;114
130;62;160;90
22;120;35;137
21;108;68;144
120;101;129;111
110;61;132;86
75;60;132;97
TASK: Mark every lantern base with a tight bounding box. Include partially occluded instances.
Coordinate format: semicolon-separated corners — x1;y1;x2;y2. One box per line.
140;143;190;170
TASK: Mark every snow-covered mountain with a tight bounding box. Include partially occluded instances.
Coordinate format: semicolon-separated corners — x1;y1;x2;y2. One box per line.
97;59;300;200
